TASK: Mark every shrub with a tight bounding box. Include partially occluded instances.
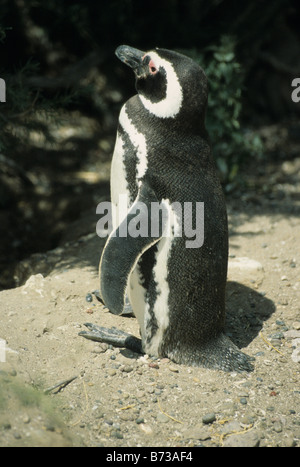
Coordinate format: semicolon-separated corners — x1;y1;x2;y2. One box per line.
186;36;264;184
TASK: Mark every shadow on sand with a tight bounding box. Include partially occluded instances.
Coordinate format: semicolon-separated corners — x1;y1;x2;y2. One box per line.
225;281;276;349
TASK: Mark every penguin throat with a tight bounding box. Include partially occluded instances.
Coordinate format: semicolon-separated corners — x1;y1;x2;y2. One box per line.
138;52;183;119
137;70;167;104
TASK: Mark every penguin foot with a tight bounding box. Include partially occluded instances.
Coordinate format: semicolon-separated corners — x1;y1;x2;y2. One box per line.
79;323;143;354
203;334;255;373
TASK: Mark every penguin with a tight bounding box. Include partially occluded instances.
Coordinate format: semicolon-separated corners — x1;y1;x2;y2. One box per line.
79;45;254;372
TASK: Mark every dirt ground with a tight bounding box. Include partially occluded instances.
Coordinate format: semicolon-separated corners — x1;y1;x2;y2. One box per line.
0;130;299;447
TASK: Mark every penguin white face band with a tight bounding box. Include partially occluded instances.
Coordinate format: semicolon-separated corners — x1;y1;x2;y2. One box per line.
139;52;183;119
119;105;148;181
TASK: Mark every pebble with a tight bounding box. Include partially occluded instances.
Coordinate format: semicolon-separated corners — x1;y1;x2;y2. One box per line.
148;362;159;369
183;424;211;441
202;413;216;424
156;412;170;423
85;293;93;303
284;330;300;340
119;412;135;422
240;397;248;405
223;430;260;447
220;420;241;434
135;417;144;425
121;365;134;373
291;347;300;363
273;421;282;433
139;423;153;435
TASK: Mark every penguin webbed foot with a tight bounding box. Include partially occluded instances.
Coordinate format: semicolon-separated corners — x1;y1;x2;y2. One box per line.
79;323;143;354
209;334;255;373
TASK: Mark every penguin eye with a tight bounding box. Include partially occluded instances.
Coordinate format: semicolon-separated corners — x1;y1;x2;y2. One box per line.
149;59;158;75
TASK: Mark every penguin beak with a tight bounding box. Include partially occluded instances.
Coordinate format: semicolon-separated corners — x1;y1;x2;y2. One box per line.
115;45;147;79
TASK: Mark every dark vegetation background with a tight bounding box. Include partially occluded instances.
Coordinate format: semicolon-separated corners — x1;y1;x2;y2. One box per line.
0;0;300;289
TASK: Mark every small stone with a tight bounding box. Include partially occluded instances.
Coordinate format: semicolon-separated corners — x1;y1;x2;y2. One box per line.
122;365;133;373
240;397;248;405
107;369;117;376
157;412;170;423
278;298;288;306
149;362;159;369
139;423;153;435
282;434;297;447
292;322;300;330
220;420;241;434
168;365;179;373
85;293;93;303
273;421;282;433
119;412;135;422
45;424;55;432
223;430;260;447
202;413;216;424
1;422;11;430
284;330;300;340
240;415;255;426
136;417;144;425
291;348;300;363
183;424;211;441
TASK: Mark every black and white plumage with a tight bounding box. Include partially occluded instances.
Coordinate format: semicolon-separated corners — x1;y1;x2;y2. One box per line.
80;45;254;372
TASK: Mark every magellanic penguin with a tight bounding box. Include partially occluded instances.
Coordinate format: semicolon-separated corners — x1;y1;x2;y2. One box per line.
80;45;254;372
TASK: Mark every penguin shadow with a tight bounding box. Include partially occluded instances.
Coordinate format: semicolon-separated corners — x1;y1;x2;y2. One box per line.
225;281;276;348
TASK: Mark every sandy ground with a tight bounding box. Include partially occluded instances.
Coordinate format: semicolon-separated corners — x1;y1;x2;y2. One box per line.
0;155;299;448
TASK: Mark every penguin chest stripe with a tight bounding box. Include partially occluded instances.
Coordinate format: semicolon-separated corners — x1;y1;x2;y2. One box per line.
145;237;171;355
119;105;148;181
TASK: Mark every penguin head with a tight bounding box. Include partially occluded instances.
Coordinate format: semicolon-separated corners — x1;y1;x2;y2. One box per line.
116;45;208;123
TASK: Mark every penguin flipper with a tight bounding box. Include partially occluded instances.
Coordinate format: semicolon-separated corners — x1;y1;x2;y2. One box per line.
79;323;143;354
92;290;134;316
99;180;167;315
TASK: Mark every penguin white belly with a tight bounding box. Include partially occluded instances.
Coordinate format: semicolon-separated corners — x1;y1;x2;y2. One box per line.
128;265;147;337
143;236;172;355
110;131;129;228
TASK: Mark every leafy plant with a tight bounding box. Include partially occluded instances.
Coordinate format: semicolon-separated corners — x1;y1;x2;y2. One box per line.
187;36;264;184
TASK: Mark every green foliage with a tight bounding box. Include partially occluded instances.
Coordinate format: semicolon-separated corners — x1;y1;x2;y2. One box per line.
188;36;264;183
